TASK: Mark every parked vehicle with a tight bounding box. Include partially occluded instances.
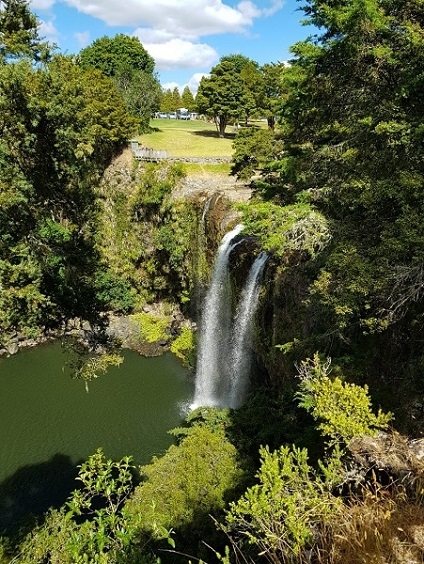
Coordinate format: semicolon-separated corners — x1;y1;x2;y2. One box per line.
157;112;168;118
168;112;177;119
177;107;190;120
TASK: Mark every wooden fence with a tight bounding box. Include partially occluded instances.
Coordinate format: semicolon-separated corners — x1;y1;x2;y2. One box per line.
130;140;168;162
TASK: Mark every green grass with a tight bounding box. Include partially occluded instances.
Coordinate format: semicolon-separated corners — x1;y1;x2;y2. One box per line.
180;162;232;175
137;119;235;158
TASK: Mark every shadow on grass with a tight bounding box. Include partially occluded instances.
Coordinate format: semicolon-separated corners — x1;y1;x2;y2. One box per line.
190;129;236;140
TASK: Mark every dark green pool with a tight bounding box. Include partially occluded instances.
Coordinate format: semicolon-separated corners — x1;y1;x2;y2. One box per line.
0;342;193;531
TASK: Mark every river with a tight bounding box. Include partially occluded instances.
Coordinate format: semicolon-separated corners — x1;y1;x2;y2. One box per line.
0;342;193;531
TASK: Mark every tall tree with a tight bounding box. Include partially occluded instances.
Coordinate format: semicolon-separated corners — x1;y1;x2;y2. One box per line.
160;88;174;112
78;34;159;131
0;0;50;61
196;55;253;137
239;59;262;123
115;66;161;130
0;48;135;342
259;62;286;130
78;33;154;77
255;0;424;415
181;85;195;110
171;86;182;110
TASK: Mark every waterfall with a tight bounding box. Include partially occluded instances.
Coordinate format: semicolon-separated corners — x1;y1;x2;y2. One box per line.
201;195;213;224
191;224;244;409
229;252;268;409
194;195;214;315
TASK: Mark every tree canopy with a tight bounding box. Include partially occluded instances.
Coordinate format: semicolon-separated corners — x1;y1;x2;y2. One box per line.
181;85;195;111
0;16;136;342
78;33;154;77
78;34;160;131
0;0;50;61
230;0;424;421
196;55;257;137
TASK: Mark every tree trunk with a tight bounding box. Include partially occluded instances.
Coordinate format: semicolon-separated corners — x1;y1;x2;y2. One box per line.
218;115;227;138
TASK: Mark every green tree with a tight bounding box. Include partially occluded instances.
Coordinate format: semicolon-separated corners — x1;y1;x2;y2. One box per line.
0;50;135;342
115;67;161;130
259;62;286;129
232;128;283;180
248;0;424;420
0;0;49;61
296;355;392;446
196;56;249;137
78;34;158;131
181;85;195;110
159;88;174;112
239;59;262;124
78;33;154;77
171;86;181;110
126;420;243;554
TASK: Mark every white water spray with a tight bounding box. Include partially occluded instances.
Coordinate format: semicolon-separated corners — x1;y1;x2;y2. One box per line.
191;224;244;409
229;252;268;409
201;195;213;223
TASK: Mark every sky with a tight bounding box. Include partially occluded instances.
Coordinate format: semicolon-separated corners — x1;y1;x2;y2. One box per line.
30;0;318;93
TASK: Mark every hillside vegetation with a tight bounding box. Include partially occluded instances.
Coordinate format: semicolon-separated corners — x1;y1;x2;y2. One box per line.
2;0;424;563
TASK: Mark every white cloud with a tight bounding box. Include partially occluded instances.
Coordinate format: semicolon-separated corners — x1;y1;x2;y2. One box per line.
139;37;218;71
64;0;262;35
131;28;177;44
61;0;283;71
162;73;209;95
237;1;261;20
161;81;180;92
38;19;59;43
162;72;210;96
30;0;56;9
187;72;209;94
187;72;210;93
261;0;284;17
74;31;90;48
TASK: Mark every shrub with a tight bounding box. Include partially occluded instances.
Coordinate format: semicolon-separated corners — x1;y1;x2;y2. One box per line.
237;201;330;259
297;354;392;446
225;444;342;563
170;326;196;367
126;425;243;546
132;312;170;343
95;270;136;313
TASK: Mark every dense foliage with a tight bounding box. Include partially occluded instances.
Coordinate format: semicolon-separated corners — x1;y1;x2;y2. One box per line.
78;34;161;132
96;162;197;309
234;0;424;430
196;55;257;137
0;6;135;346
3;0;424;562
78;34;154;77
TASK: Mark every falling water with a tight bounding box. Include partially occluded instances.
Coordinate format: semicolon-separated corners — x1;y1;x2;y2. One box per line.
194;195;215;314
201;195;213;224
191;224;244;409
229;252;268;409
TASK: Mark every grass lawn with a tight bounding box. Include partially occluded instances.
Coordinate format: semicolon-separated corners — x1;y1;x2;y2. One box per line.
137;119;236;158
180;162;232;175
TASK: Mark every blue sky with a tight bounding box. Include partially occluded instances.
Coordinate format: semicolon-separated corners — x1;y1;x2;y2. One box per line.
31;0;318;93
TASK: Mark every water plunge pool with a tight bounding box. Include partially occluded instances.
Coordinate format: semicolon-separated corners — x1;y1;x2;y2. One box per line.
0;342;193;531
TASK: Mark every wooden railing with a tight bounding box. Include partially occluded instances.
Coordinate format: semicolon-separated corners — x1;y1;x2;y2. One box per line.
130;141;168;161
